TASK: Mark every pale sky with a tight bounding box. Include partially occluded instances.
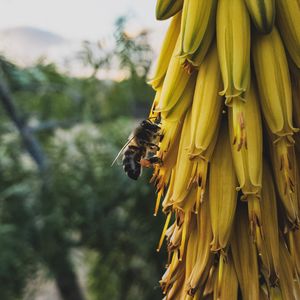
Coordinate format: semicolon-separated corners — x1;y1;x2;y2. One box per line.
0;0;164;40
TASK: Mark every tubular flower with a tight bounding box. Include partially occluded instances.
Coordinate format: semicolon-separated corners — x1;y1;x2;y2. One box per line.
143;1;300;298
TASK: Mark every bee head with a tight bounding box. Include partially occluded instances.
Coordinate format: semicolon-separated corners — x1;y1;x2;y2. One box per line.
140;120;149;127
140;119;160;132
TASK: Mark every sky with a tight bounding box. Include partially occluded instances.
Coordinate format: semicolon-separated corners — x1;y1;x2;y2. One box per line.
0;0;165;40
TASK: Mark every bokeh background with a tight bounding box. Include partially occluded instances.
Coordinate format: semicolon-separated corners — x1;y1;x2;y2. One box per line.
0;1;169;299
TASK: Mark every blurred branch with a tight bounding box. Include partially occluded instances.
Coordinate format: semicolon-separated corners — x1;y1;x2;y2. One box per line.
0;77;47;172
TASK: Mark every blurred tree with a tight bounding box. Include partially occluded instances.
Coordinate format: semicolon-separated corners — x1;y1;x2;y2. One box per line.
114;16;152;79
46;120;166;300
0;63;85;300
105;16;155;119
78;40;111;78
0;15;164;300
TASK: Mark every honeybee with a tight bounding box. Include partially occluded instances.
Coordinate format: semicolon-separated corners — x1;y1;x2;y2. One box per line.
112;118;162;180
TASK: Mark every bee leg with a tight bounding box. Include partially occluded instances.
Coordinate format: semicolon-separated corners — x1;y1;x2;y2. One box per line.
148;156;162;164
140;156;162;168
140;159;152;168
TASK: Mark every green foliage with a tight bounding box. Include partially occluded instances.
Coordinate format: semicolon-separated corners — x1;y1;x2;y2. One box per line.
0;16;165;300
101;77;154;119
45;119;165;299
0;225;37;300
0;135;39;299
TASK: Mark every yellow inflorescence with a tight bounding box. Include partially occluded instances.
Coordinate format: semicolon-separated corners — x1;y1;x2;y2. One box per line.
148;0;300;299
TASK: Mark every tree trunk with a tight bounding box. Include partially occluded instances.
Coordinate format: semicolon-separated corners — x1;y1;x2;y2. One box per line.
49;253;85;300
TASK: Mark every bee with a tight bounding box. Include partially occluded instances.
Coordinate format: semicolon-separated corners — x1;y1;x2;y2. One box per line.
112;118;162;180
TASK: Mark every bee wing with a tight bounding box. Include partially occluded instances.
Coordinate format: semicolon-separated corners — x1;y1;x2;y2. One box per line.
111;136;135;166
